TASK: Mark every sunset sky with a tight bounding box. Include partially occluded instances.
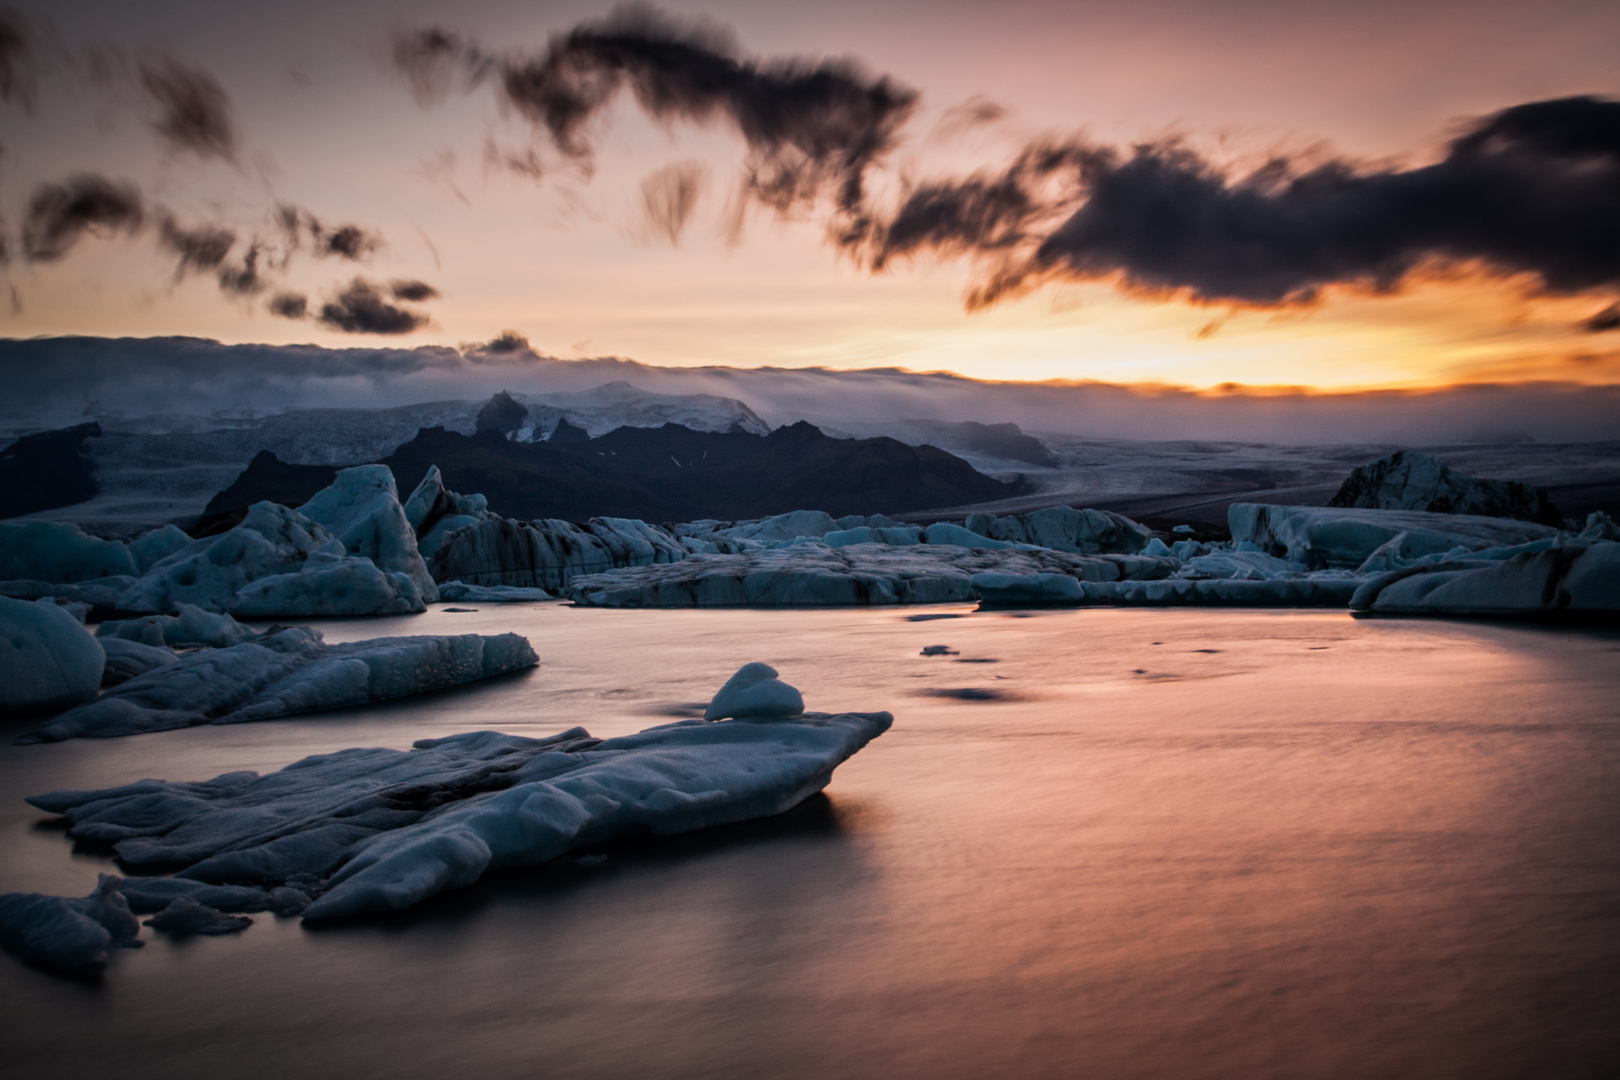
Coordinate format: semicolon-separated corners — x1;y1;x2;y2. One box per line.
4;0;1619;392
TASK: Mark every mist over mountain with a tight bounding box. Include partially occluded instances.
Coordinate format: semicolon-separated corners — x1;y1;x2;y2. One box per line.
3;336;1617;446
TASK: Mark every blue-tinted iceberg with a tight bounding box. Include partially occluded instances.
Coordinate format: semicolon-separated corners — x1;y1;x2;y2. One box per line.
28;710;892;920
0;875;141;974
17;628;539;742
0;521;137;583
301;465;439;603
705;662;805;720
1229;503;1559;571
963;506;1155;555
1351;538;1620;617
0;596;105;717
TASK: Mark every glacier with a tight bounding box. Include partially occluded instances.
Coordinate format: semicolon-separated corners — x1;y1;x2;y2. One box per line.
25;708;891;922
16;628;539;742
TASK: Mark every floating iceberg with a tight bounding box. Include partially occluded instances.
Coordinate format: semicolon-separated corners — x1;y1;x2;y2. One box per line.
0;875;140;974
1228;503;1559;571
116;499;425;618
127;525;193;573
0;596;105;717
704;663;805;720
29;711;892;920
1328;449;1561;525
1351;539;1620;617
971;572;1084;605
436;582;553;603
17;628;538;742
963;506;1155;555
99;637;178;686
298;465;439;604
563;542;1178;607
0;521;137;583
403;465;493;560
430;515;694;590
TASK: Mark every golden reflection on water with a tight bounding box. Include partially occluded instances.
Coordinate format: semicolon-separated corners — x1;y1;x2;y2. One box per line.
0;607;1616;1079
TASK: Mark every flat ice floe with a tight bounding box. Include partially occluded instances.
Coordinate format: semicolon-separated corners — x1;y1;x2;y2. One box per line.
0;875;141;974
17;628;539;742
27;710;891;920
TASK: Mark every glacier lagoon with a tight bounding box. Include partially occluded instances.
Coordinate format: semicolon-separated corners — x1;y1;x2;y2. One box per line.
1;603;1617;1078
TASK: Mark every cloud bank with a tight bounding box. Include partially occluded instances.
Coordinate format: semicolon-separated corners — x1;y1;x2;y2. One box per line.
1;336;1614;446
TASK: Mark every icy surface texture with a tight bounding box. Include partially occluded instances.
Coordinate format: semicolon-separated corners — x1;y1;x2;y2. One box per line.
0;576;136;607
436;582;553;602
98;604;267;648
971;572;1084;605
431;516;689;590
0;875;141;974
705;663;805;720
0;521;137;583
143;897;252;936
1079;578;1362;607
403;464;495;561
18;629;539;742
963;506;1155;555
1329;450;1562;525
563;543;1177;607
298;465;439;603
128;525;193;573
29;712;892;919
99;637;178;686
0;596;105;717
1351;540;1620;616
116;501;424;617
118;877;309;916
1228;503;1559;571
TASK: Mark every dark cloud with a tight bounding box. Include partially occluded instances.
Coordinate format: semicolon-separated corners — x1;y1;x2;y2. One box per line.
22;174;144;261
158;216;235;278
0;6;37;109
268;291;307;319
1583;303;1620;333
639;161;706;244
397;7;916;235
317;278;429;334
473;330;533;354
138;56;236;161
272;205;383;261
865;95;1620;309
319;223;381;260
389;278;439;301
217;243;267;296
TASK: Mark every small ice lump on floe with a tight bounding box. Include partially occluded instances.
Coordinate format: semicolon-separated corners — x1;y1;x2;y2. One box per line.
143;897;252;936
704;662;805;721
0;874;141;974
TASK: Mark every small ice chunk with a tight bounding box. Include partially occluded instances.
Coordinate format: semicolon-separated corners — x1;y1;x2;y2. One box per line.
100;637;178;686
0;596;105;717
143;897;252;936
920;645;958;656
1142;537;1174;557
704;662;806;721
437;582;553;603
0;874;141;975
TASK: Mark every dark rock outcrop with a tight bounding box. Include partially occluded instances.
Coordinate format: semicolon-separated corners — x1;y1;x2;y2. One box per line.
0;422;100;519
1328;450;1563;526
200;451;339;520
474;391;528;435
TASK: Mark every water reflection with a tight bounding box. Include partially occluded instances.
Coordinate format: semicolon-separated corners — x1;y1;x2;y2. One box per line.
0;607;1616;1079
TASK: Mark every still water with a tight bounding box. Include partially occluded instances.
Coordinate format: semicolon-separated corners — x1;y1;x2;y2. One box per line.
1;605;1617;1079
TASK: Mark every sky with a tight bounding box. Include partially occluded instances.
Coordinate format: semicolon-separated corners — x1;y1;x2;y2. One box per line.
2;0;1619;393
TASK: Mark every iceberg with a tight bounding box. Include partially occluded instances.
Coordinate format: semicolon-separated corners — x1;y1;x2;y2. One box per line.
1328;449;1562;525
0;596;105;717
28;710;892;920
143;897;253;936
294;465;440;603
0;576;137;608
127;525;193;573
0;875;141;975
971;572;1084;605
99;637;178;686
0;521;137;583
963;506;1155;555
17;628;539;742
429;515;691;590
704;663;805;720
116;501;425;618
1351;540;1620;617
1228;503;1559;571
436;582;554;603
403;465;494;560
98;603;268;649
562;543;1178;607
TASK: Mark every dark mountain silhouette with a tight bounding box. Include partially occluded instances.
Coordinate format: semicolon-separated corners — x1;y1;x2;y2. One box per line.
0;422;101;519
475;390;528;435
200;421;1025;524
